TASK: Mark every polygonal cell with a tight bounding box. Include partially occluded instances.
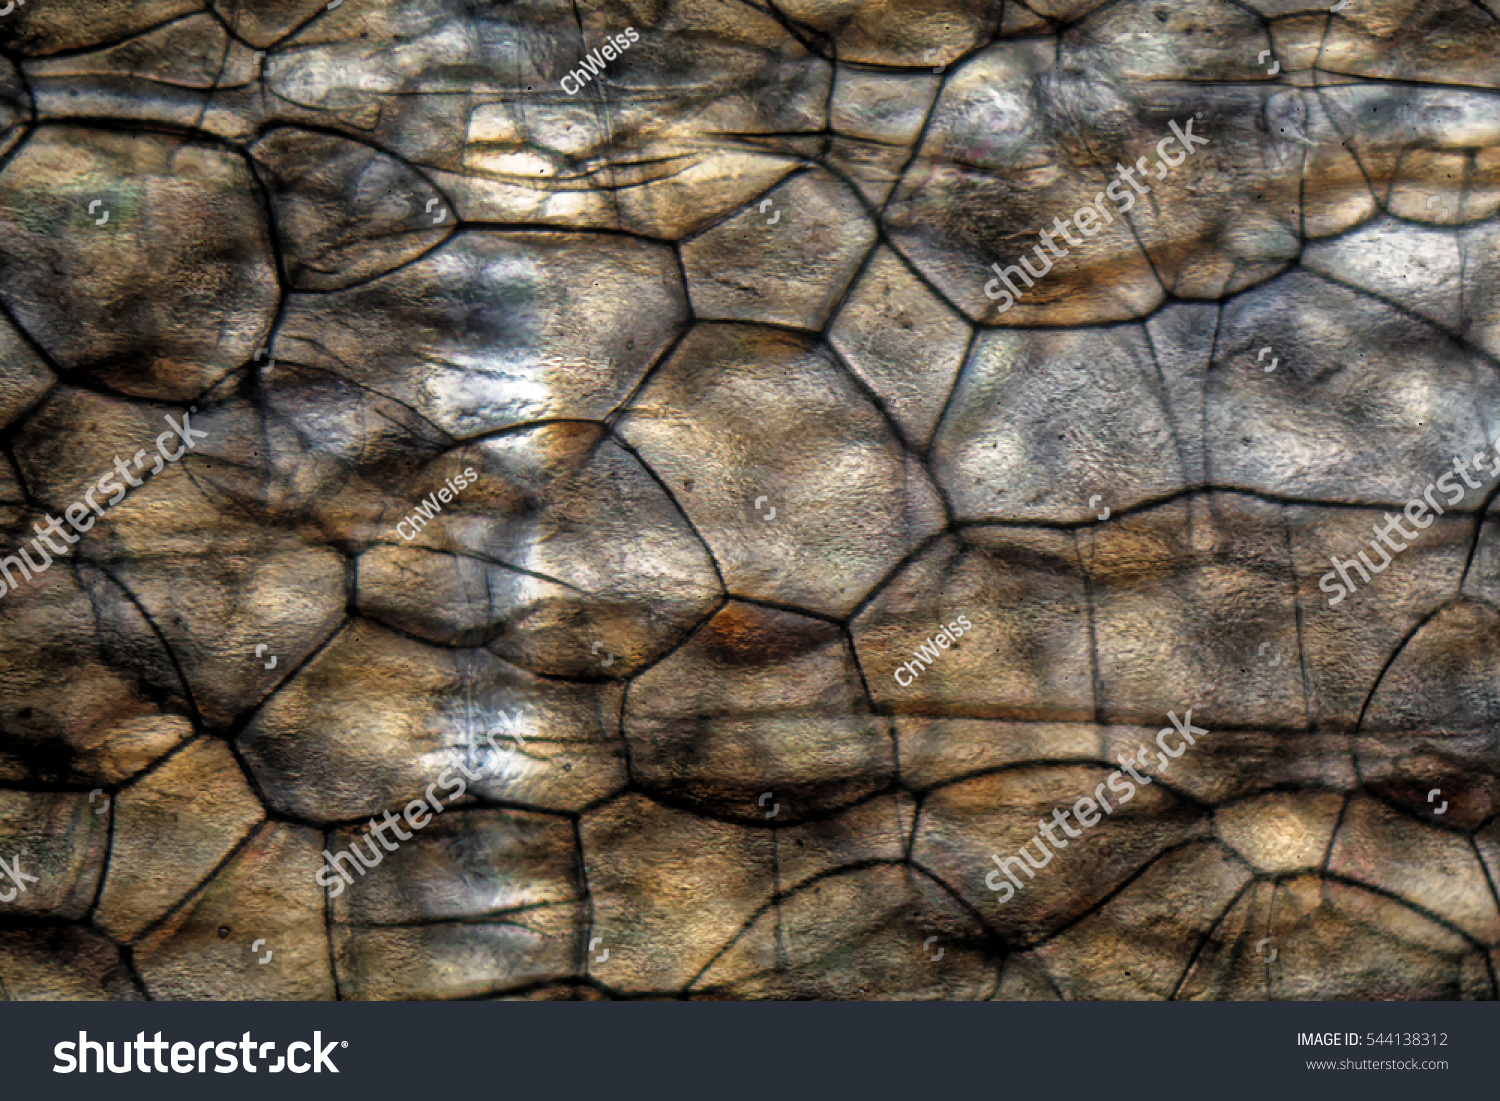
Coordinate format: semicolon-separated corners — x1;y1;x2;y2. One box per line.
885;41;1163;325
581;793;775;993
0;0;202;56
829;246;972;447
693;865;994;999
681;170;876;331
852;531;1093;722
273;231;687;437
1032;842;1252;1000
625;601;893;823
1087;495;1306;730
931;325;1185;523
95;738;265;943
251;128;455;291
134;823;334;1000
912;766;1204;943
0;128;278;401
357;422;721;678
240;623;625;822
1208;272;1500;504
619;323;945;618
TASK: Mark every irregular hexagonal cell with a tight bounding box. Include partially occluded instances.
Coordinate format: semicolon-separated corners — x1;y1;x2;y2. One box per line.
1282;90;1380;239
885;41;1165;325
624;601;893;822
0;0;201;56
22;20;268;136
1086;495;1307;730
1092;92;1304;300
0;789;108;918
95;738;266;942
1213;791;1344;874
235;621;479;823
931;326;1186;523
1032;842;1253;1000
1207;272;1500;503
10;387;213;509
333;907;581;1000
1329;0;1500;81
133;822;334;1000
692;865;995;999
273;231;687;437
1179;875;1494;1000
250;128;455;291
912;766;1206;943
618;323;945;618
852;531;1094;722
0;127;278;401
829;245;972;447
580;793;776;993
239;622;626;822
359;423;721;679
887;34;1396;320
11;409;344;741
329;808;578;928
680;170;877;331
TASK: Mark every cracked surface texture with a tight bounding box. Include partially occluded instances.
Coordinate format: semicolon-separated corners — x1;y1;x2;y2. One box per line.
0;0;1497;1001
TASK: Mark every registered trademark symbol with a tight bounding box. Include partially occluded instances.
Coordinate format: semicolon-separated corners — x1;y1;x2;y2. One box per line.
341;1041;348;1047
